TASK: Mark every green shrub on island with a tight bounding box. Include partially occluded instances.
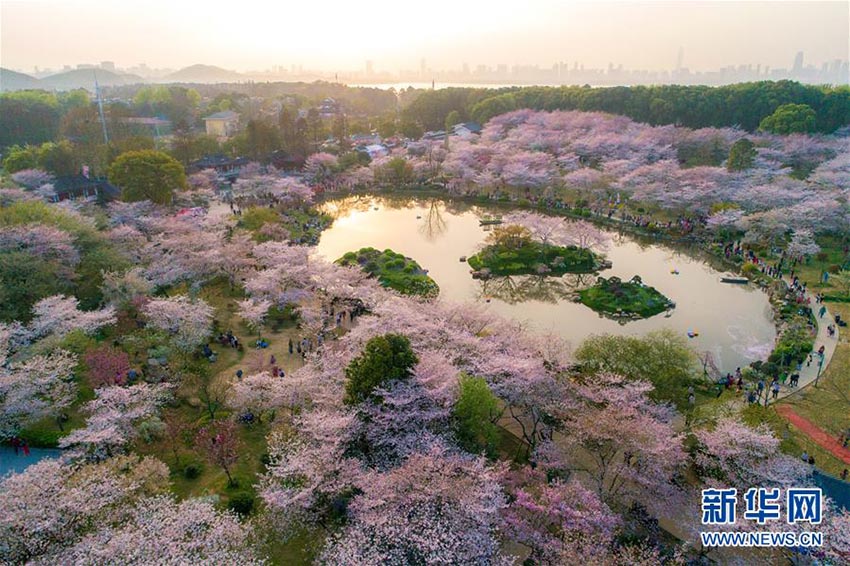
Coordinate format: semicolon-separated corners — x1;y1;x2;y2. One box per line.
467;225;599;276
579;275;674;318
337;247;439;297
238;206;332;244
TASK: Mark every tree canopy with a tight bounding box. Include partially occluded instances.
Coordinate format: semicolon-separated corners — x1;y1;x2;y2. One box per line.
404;81;850;133
107;150;187;205
575;329;697;408
344;333;418;405
727;138;757;171
758;103;818;134
452;374;500;457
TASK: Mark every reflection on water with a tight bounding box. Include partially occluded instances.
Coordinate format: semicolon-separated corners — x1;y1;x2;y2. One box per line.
316;196;776;372
419;201;448;241
478;275;578;305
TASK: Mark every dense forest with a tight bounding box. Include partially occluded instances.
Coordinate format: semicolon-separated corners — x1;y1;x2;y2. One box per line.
402;81;850;132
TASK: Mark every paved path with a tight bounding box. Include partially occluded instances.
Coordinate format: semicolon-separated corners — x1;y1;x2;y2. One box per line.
772;280;839;402
775;405;850;465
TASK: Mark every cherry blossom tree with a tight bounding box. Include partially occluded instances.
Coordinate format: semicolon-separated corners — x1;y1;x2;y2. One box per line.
261;409;364;533
100;267;154;307
105;200;159;227
0;186;40;205
817;508;850;564
692;418;810;490
810;151;850;191
83;345;131;388
237;298;272;337
414;107;845;242
705;209;745;232
356;379;450;468
412;349;460;407
338;165;374;190
142;295;213;351
303;152;339;185
228;371;293;414
499;150;557;189
187;168;219;191
195;419;242;486
28;295;116;340
52;495;265;565
319;448;507;565
0;455;169;564
0;349;77;438
503;212;572;247
196;230;258;288
0;224;80;273
501;467;621;565
59;383;174;459
233;174;314;207
553;373;686;508
786;228;821;258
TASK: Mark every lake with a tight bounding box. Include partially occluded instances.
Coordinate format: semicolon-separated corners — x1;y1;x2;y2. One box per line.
0;446;63;476
315;196;777;373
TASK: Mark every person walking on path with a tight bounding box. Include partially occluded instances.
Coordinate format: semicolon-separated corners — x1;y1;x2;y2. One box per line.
772;272;839;402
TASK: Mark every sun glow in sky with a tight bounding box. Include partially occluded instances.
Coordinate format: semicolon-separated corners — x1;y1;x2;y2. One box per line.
1;0;847;72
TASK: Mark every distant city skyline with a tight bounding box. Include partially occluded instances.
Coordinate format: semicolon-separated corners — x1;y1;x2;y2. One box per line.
1;1;848;78
9;49;848;89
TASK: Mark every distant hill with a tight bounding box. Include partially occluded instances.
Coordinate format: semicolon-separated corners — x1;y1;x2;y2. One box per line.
39;68;145;91
165;64;244;83
0;68;43;91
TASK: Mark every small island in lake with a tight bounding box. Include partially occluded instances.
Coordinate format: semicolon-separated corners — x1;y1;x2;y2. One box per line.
578;275;675;319
337;247;439;297
467;225;603;276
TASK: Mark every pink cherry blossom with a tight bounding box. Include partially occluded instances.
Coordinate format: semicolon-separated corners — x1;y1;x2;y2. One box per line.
142;295;213;351
1;349;77;438
0;454;169;563
28;295;116;340
59;383;174;459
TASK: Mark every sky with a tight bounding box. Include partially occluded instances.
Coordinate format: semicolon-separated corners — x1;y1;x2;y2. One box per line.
1;0;848;73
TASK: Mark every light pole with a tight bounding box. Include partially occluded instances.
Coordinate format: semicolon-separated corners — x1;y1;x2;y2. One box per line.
815;354;824;387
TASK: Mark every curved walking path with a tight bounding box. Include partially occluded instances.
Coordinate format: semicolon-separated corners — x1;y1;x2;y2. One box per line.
774;405;850;465
772;278;839;402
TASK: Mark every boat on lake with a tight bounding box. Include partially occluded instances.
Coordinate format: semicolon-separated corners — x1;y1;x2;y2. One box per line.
479;216;503;226
720;276;749;284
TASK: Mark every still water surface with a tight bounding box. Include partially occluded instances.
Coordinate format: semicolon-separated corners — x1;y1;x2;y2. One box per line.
316;196;776;372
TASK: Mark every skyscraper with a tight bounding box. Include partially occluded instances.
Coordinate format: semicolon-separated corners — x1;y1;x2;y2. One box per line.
793;51;804;72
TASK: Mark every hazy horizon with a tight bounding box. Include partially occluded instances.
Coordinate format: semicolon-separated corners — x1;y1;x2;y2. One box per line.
1;0;848;74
